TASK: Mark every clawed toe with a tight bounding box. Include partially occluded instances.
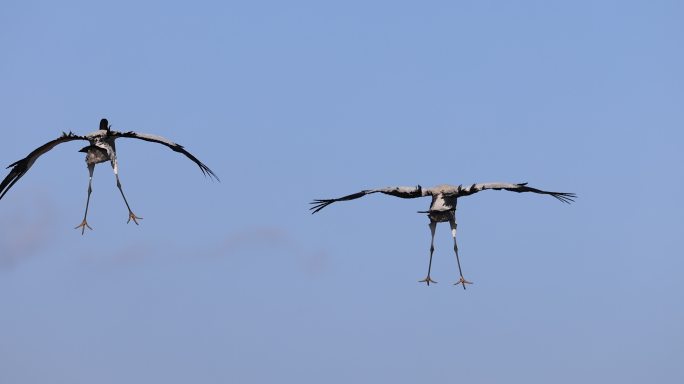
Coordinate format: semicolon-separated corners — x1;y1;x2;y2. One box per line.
74;219;93;235
419;276;438;286
454;276;473;289
127;211;143;225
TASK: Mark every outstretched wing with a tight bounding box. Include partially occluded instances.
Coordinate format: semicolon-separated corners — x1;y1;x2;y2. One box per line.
310;185;424;214
456;182;576;203
111;131;219;181
1;132;89;200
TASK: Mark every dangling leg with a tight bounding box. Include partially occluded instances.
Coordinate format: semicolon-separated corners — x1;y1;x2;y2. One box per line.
112;160;142;225
450;218;472;289
75;164;95;235
419;221;438;285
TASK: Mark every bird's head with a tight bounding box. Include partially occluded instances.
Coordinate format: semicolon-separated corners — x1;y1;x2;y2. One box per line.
99;118;110;131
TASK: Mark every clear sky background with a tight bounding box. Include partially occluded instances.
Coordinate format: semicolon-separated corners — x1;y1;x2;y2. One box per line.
1;1;682;383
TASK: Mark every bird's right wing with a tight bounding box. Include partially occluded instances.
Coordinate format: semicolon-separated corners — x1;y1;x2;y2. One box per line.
1;132;88;200
310;185;424;214
111;131;219;181
456;182;576;203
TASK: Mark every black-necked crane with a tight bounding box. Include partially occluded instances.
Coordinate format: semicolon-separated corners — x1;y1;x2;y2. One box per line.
311;183;575;288
0;118;218;234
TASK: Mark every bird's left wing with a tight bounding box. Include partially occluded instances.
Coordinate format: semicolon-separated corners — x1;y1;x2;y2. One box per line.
310;185;424;214
1;132;89;200
456;182;576;203
111;131;219;181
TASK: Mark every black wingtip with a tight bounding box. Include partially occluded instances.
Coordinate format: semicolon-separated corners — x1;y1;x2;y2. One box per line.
194;161;219;182
309;199;333;214
206;168;220;182
551;192;577;204
205;169;220;182
0;169;25;201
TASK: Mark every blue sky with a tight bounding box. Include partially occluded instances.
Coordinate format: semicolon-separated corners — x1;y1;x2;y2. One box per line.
1;1;683;383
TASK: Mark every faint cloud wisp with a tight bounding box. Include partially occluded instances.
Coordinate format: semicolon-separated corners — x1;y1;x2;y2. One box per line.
0;192;57;269
214;227;329;276
76;226;329;277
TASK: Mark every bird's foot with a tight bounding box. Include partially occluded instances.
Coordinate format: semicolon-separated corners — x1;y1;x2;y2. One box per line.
418;276;437;286
127;211;143;225
74;219;93;235
454;276;473;289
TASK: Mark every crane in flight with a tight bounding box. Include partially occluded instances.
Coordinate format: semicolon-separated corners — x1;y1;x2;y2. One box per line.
311;183;575;289
0;118;218;234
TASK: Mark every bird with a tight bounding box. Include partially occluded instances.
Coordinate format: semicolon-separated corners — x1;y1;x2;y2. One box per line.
311;183;575;289
0;118;218;234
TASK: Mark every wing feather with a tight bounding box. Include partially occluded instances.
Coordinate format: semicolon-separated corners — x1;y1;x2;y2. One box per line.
457;182;576;203
111;131;219;181
0;132;88;200
310;185;423;214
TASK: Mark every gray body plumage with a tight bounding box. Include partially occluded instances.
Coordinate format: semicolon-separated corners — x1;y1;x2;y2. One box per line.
79;131;115;166
81;146;110;165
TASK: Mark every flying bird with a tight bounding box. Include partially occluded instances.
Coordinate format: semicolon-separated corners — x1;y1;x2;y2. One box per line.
1;118;218;234
311;183;575;288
